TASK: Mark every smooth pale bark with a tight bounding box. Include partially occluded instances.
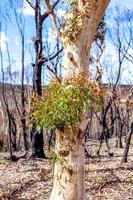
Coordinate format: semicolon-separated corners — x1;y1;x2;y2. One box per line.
63;0;111;77
50;0;110;200
50;129;84;200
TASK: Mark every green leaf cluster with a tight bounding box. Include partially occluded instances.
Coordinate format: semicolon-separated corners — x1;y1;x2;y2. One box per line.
62;1;91;41
32;75;103;130
62;2;83;40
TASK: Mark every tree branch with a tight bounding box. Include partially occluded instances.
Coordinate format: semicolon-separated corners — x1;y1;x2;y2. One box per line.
25;0;35;9
45;0;61;35
38;47;63;65
46;65;61;83
41;0;60;22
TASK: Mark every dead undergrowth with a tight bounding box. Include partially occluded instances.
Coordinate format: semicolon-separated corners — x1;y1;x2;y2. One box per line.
0;141;133;200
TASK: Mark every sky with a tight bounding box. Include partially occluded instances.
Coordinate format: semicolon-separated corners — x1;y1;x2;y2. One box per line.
110;0;133;9
0;0;133;84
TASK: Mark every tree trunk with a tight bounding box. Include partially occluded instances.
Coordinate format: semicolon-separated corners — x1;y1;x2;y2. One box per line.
50;129;84;200
20;24;29;151
11;116;17;152
8;116;13;158
50;0;110;199
31;0;46;158
122;122;133;163
118;128;123;148
116;122;123;148
32;65;45;158
31;127;46;158
63;0;111;77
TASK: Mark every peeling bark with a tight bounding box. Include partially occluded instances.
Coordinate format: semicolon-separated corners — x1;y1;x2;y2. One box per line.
50;129;84;200
49;0;110;199
63;0;110;77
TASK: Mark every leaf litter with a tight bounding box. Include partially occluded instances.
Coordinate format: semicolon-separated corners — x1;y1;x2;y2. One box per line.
0;143;133;200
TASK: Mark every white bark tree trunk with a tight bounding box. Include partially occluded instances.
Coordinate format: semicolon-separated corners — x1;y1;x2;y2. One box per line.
63;0;111;77
50;129;85;200
49;1;110;200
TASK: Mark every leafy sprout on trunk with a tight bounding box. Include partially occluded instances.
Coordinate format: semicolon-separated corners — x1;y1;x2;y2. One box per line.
32;74;104;131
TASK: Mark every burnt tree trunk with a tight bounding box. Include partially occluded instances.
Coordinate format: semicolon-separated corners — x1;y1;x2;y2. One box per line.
31;127;45;158
122;122;133;163
118;122;123;148
11;115;17;152
31;0;46;158
21;32;29;151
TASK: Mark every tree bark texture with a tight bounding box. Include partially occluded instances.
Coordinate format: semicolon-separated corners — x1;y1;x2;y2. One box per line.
63;0;111;77
122;122;133;163
50;0;110;199
11;116;17;152
32;0;45;158
31;128;46;158
50;129;84;200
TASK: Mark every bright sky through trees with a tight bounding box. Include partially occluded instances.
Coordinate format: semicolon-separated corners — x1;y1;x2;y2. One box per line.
0;0;133;84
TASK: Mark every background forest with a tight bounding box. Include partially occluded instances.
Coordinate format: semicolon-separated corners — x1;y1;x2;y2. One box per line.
0;0;133;200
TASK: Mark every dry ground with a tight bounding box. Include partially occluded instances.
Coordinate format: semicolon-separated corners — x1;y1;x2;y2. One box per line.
0;140;133;200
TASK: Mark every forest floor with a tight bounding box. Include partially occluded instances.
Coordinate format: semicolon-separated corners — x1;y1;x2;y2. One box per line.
0;140;133;200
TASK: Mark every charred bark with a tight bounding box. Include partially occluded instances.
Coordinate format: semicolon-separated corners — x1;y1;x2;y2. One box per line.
31;0;45;158
21;34;29;151
11;115;17;152
122;122;133;163
31;127;46;158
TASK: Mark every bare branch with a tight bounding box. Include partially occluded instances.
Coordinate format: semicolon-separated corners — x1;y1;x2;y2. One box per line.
45;0;61;35
37;47;63;65
46;65;61;83
41;0;60;22
25;0;35;9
